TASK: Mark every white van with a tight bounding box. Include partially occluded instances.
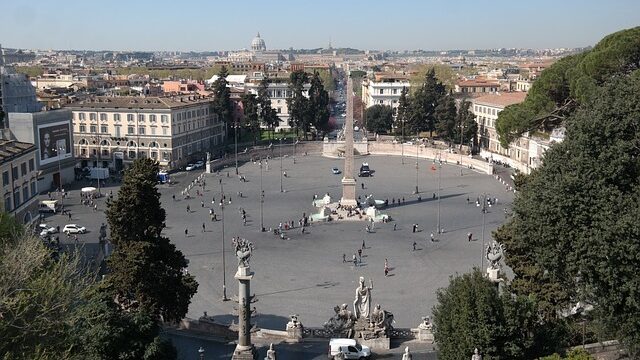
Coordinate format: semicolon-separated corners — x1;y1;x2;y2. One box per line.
328;338;371;359
39;200;59;213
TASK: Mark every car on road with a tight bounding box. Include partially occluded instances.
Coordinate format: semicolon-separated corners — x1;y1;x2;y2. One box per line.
195;160;204;168
38;224;57;237
359;162;371;177
331;167;341;174
185;163;197;171
63;224;86;234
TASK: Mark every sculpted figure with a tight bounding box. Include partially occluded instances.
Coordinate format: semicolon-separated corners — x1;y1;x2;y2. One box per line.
353;277;373;319
402;346;413;360
370;304;394;336
471;348;482;360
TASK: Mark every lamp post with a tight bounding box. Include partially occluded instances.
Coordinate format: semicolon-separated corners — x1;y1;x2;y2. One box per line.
480;193;487;270
279;138;283;193
220;179;228;301
56;146;64;205
293;139;298;164
259;156;264;232
436;153;442;234
401;117;405;165
234;120;239;175
414;141;419;194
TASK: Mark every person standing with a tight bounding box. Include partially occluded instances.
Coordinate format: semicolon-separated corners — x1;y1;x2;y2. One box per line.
185;228;189;237
393;223;397;231
384;258;389;277
413;241;417;251
186;205;190;213
362;239;366;250
343;253;346;263
202;223;206;232
353;254;358;267
467;232;473;242
358;248;362;261
430;232;434;242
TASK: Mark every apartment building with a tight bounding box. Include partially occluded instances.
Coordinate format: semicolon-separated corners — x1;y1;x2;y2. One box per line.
361;73;410;115
245;75;310;131
0;136;39;223
67;95;223;171
455;78;500;94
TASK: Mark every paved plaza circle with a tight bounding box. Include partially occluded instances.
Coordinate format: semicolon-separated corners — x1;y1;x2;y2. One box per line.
160;154;514;330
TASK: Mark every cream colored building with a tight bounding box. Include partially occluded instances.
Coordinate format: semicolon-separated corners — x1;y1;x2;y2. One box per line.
245;75;310;131
361;73;410;116
67;95;223;171
0;136;39;223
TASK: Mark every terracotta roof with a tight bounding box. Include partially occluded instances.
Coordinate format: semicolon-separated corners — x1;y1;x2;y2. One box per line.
472;92;527;108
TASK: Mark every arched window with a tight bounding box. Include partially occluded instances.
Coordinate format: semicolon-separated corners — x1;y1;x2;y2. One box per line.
78;139;88;145
127;140;137;147
149;141;159;148
100;139;110;146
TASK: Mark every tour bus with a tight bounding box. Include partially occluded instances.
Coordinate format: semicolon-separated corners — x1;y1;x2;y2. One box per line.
39;200;60;213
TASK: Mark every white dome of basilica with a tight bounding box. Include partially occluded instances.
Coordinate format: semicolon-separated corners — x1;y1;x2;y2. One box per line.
251;32;266;52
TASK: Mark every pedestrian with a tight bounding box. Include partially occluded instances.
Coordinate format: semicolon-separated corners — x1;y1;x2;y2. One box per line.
353;254;358;266
201;201;204;207
432;192;436;199
467;232;472;242
68;212;72;221
358;248;362;260
362;239;366;250
413;241;417;251
393;223;397;231
466;196;470;204
185;228;189;237
412;224;416;233
172;194;176;201
243;218;247;226
202;223;206;232
74;235;79;244
187;205;191;213
361;182;365;190
430;232;434;242
402;197;405;203
343;253;346;263
94;204;98;212
384;259;389;277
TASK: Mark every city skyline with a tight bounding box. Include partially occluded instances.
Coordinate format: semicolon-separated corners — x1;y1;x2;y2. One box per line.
1;0;638;52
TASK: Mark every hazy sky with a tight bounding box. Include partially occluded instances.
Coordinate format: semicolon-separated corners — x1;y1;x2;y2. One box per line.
1;0;638;51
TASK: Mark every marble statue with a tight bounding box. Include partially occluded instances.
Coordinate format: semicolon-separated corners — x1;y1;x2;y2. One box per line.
206;152;211;162
286;314;302;329
402;346;413;360
418;316;433;331
353;277;373;319
233;237;254;267
324;304;355;338
265;343;276;360
486;240;506;270
370;304;394;336
471;348;482;360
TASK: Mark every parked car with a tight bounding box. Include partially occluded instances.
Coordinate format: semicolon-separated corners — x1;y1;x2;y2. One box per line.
39;224;57;234
63;224;86;234
328;338;371;359
359;162;371;177
331;167;341;174
185;163;196;171
195;160;204;168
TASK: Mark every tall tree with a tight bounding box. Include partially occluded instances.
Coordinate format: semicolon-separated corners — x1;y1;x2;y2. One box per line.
434;95;457;143
105;159;197;323
308;71;331;139
365;104;394;134
407;68;445;136
287;70;310;138
257;78;279;139
494;73;640;355
241;93;260;145
395;87;410;139
211;66;233;134
456;100;478;149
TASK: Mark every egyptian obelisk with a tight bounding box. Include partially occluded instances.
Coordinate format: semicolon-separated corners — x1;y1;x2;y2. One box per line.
340;74;358;207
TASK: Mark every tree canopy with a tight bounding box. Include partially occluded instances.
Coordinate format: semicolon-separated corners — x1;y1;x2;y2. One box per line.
495;26;640;147
365;104;394;134
494;71;640;355
211;66;233;127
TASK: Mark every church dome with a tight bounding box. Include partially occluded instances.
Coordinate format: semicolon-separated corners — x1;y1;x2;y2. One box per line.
251;32;266;52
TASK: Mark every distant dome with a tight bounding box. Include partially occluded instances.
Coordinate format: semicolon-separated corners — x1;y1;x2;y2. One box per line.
251;32;266;52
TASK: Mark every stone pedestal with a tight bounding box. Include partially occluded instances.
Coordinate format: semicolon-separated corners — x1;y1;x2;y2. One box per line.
417;328;434;343
360;336;390;350
206;162;212;173
232;266;257;360
340;178;358;207
487;267;500;282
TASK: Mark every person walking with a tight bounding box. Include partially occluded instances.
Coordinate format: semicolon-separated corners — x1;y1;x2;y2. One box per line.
68;212;72;221
413;241;417;251
393;223;397;231
172;194;176;201
412;224;417;233
361;182;365;190
467;232;473;242
362;239;366;250
353;254;358;267
384;258;389;277
343;253;346;263
430;232;435;242
202;223;206;233
185;228;189;237
201;201;204;207
186;205;191;213
358;248;362;261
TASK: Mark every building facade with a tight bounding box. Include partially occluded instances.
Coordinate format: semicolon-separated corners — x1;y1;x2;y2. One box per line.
245;76;310;131
361;74;410;116
7;110;75;191
0;135;39;223
455;79;500;94
67;95;223;171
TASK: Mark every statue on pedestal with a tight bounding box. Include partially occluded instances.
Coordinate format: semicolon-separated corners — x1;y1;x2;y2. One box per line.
324;304;355;338
486;240;505;270
233;237;254;267
471;348;482;360
418;316;433;331
353;277;373;319
206;152;211;162
369;304;394;337
265;343;276;360
402;346;413;360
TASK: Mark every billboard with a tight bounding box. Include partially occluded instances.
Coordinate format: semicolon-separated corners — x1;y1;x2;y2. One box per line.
38;121;72;166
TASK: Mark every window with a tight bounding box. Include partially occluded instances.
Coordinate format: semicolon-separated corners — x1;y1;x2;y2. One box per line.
13;190;20;208
150;151;158;159
79;113;86;120
138;114;145;122
79;124;86;132
30;181;36;198
138;127;145;135
151;127;156;135
161;115;168;123
22;186;28;203
81;148;87;156
392;89;397;94
101;125;108;133
128;150;136;159
379;89;384;95
177;113;182;121
4;196;11;211
114;113;121;121
127;114;134;122
102;149;109;156
128;126;135;135
100;113;107;121
150;114;156;122
2;171;9;186
20;162;27;176
114;126;121;137
28;159;34;172
12;167;18;180
90;125;97;133
162;127;168;135
90;113;97;121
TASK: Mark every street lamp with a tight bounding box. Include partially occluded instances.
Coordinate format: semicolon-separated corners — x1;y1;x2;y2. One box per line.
480;193;488;271
279;138;283;193
234;120;239;175
401;117;405;165
220;179;228;301
259;156;264;232
414;142;419;194
436;154;442;234
293;139;298;164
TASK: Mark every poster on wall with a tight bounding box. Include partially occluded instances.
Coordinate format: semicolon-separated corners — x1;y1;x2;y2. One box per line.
38;121;72;166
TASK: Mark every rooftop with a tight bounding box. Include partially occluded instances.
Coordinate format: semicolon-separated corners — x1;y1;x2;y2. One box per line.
472;92;527;108
456;79;500;87
0;139;36;163
67;95;213;110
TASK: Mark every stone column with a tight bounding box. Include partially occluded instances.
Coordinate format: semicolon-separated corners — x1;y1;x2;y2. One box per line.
341;74;358;207
232;266;257;360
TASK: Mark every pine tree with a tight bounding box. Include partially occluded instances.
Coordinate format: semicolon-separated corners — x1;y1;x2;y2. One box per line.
395;87;410;139
212;66;233;132
242;93;260;144
434;95;457;143
308;71;330;139
105;159;198;323
287;70;310;138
